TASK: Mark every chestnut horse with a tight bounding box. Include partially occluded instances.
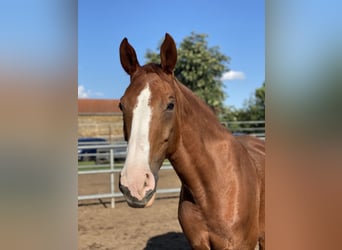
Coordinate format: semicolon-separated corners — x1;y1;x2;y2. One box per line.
118;33;265;250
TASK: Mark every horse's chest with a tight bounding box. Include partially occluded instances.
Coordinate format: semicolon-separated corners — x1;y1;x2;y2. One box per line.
178;190;231;249
178;186;258;249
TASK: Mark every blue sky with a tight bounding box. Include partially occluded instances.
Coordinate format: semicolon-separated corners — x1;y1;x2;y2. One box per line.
78;0;264;109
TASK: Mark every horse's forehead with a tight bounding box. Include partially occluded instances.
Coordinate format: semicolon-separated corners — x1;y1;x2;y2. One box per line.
128;73;172;100
123;77;148;104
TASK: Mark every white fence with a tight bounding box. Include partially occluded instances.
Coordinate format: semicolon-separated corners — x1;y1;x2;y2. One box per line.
78;121;265;208
78;144;180;208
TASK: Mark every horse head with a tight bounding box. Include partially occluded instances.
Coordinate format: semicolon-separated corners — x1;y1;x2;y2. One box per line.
118;33;178;208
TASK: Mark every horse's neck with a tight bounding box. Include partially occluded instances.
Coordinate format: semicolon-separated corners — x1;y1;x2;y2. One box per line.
174;82;227;138
168;82;234;197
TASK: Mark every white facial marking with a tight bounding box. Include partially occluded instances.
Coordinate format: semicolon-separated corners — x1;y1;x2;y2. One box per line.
124;84;152;180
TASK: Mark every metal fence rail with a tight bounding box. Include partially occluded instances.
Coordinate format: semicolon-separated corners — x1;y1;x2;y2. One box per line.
222;120;265;139
78;144;180;208
78;121;265;208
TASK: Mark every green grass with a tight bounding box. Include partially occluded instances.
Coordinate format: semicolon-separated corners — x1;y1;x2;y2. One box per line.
78;161;124;171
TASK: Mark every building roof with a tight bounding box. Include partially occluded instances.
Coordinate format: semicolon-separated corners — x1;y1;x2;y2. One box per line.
78;99;121;114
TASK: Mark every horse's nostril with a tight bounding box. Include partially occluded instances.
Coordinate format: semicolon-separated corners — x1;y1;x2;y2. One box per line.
144;173;149;187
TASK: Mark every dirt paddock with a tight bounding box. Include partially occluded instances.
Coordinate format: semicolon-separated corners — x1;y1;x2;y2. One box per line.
78;168;260;250
79;198;190;250
78;168;191;250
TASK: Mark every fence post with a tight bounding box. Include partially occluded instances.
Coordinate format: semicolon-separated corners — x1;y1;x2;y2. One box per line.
110;147;115;208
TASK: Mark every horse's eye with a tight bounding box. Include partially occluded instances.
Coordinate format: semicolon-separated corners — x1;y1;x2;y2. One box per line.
118;102;123;111
166;102;174;110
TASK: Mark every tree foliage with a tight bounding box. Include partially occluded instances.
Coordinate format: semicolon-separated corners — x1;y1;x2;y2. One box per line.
222;82;265;125
145;32;230;114
241;82;265;121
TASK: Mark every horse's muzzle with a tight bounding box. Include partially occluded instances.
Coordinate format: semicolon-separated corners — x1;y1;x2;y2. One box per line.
119;181;157;208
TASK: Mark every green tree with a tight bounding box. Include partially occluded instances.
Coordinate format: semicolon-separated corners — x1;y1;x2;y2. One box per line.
221;82;265;132
145;32;230;114
241;82;265;121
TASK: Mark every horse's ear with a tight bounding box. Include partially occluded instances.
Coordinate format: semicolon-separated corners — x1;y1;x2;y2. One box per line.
120;38;140;75
160;33;177;74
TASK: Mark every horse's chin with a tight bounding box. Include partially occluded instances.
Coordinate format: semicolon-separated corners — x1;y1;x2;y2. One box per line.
144;192;156;207
125;192;156;208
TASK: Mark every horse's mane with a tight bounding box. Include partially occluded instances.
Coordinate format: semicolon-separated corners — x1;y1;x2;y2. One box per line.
175;79;230;137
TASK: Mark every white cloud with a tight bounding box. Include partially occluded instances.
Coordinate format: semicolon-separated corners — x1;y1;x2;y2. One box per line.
78;85;104;98
78;85;89;98
221;70;246;81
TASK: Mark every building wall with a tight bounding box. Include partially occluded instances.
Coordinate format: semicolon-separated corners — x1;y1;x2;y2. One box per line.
78;114;124;142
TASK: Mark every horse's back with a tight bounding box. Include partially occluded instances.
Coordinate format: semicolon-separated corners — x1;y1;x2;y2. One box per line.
234;135;265;172
234;135;265;155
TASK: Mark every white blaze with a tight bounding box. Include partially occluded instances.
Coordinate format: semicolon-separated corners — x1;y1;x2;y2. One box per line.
123;84;152;184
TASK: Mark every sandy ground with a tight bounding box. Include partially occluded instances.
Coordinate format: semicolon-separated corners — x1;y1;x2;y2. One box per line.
78;168;191;250
78;167;259;250
78;199;190;250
